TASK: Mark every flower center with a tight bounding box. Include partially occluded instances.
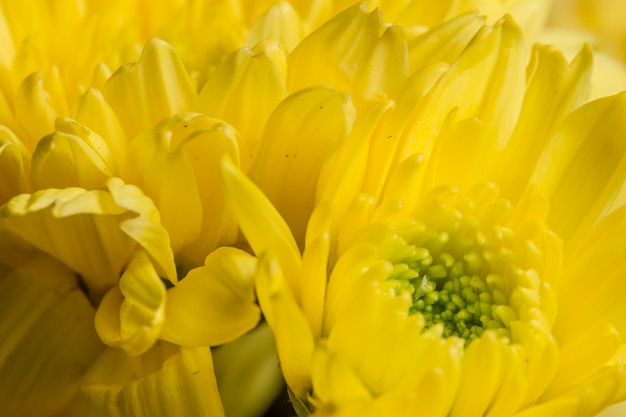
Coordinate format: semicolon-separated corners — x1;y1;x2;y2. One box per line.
378;184;548;346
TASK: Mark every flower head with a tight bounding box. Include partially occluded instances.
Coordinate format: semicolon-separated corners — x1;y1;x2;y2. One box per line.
219;3;626;417
2;0;626;416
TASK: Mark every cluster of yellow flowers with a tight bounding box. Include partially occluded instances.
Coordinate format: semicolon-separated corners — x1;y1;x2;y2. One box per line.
2;1;626;416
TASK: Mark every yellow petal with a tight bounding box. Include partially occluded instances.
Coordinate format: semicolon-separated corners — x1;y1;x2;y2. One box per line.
485;345;528;416
317;98;394;233
196;44;286;155
513;398;579;417
531;92;626;251
546;325;620;399
124;113;243;266
255;253;315;397
491;44;592;202
82;344;224;417
0;256;104;417
14;71;57;149
301;204;331;339
160;247;260;347
94;251;166;356
106;177;177;283
449;331;504;417
0;137;28;206
555;207;626;341
0;178;176;299
72;88;127;168
103;38;195;139
289;3;408;102
244;1;304;51
408;12;485;71
422;116;499;192
327;280;424;395
403;15;525;161
248;86;355;246
312;345;372;406
31;118;115;191
220;152;302;300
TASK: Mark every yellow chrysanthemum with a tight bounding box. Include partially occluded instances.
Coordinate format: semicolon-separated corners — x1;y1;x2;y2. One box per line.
1;0;625;416
217;4;626;417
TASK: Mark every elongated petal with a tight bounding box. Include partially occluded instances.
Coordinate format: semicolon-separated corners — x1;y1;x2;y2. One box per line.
255;253;315;396
289;3;408;102
0;256;104;417
312;345;372;406
197;44;286;155
403;15;525;161
72;88;127;168
408;12;485;71
220;153;302;300
83;344;224;417
161;247;260;347
545;325;620;399
124;113;243;266
249;86;355;245
531;92;626;250
0;138;28;206
14;71;57;149
423;116;499;192
491;44;592;201
555;207;626;341
317;98;393;232
104;38;195;139
245;1;304;51
31;118;115;191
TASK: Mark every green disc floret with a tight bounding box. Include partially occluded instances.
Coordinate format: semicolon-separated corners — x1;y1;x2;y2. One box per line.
388;242;512;346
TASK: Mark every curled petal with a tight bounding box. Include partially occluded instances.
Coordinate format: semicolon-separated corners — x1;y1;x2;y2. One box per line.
94;251;166;356
161;247;261;347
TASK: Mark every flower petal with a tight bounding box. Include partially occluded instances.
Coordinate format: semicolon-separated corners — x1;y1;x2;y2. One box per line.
72;87;127;168
0;178;176;299
289;3;408;102
312;345;372;406
94;251;166;356
403;15;525;161
82;344;224;417
160;247;260;347
0;256;104;417
248;86;355;246
124;113;243;266
408;12;485;71
245;1;304;51
197;44;287;155
0;136;28;206
255;253;315;397
14;71;57;149
220;156;302;300
491;44;592;202
31;118;115;191
530;92;626;250
104;38;195;139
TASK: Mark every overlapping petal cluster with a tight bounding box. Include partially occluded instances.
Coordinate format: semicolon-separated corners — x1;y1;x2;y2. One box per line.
1;1;626;417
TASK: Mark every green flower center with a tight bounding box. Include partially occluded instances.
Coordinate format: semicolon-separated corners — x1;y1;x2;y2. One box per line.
378;185;545;346
384;239;511;345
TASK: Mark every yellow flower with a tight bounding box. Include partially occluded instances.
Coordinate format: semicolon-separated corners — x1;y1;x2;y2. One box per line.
0;1;622;416
0;177;260;416
218;4;626;417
